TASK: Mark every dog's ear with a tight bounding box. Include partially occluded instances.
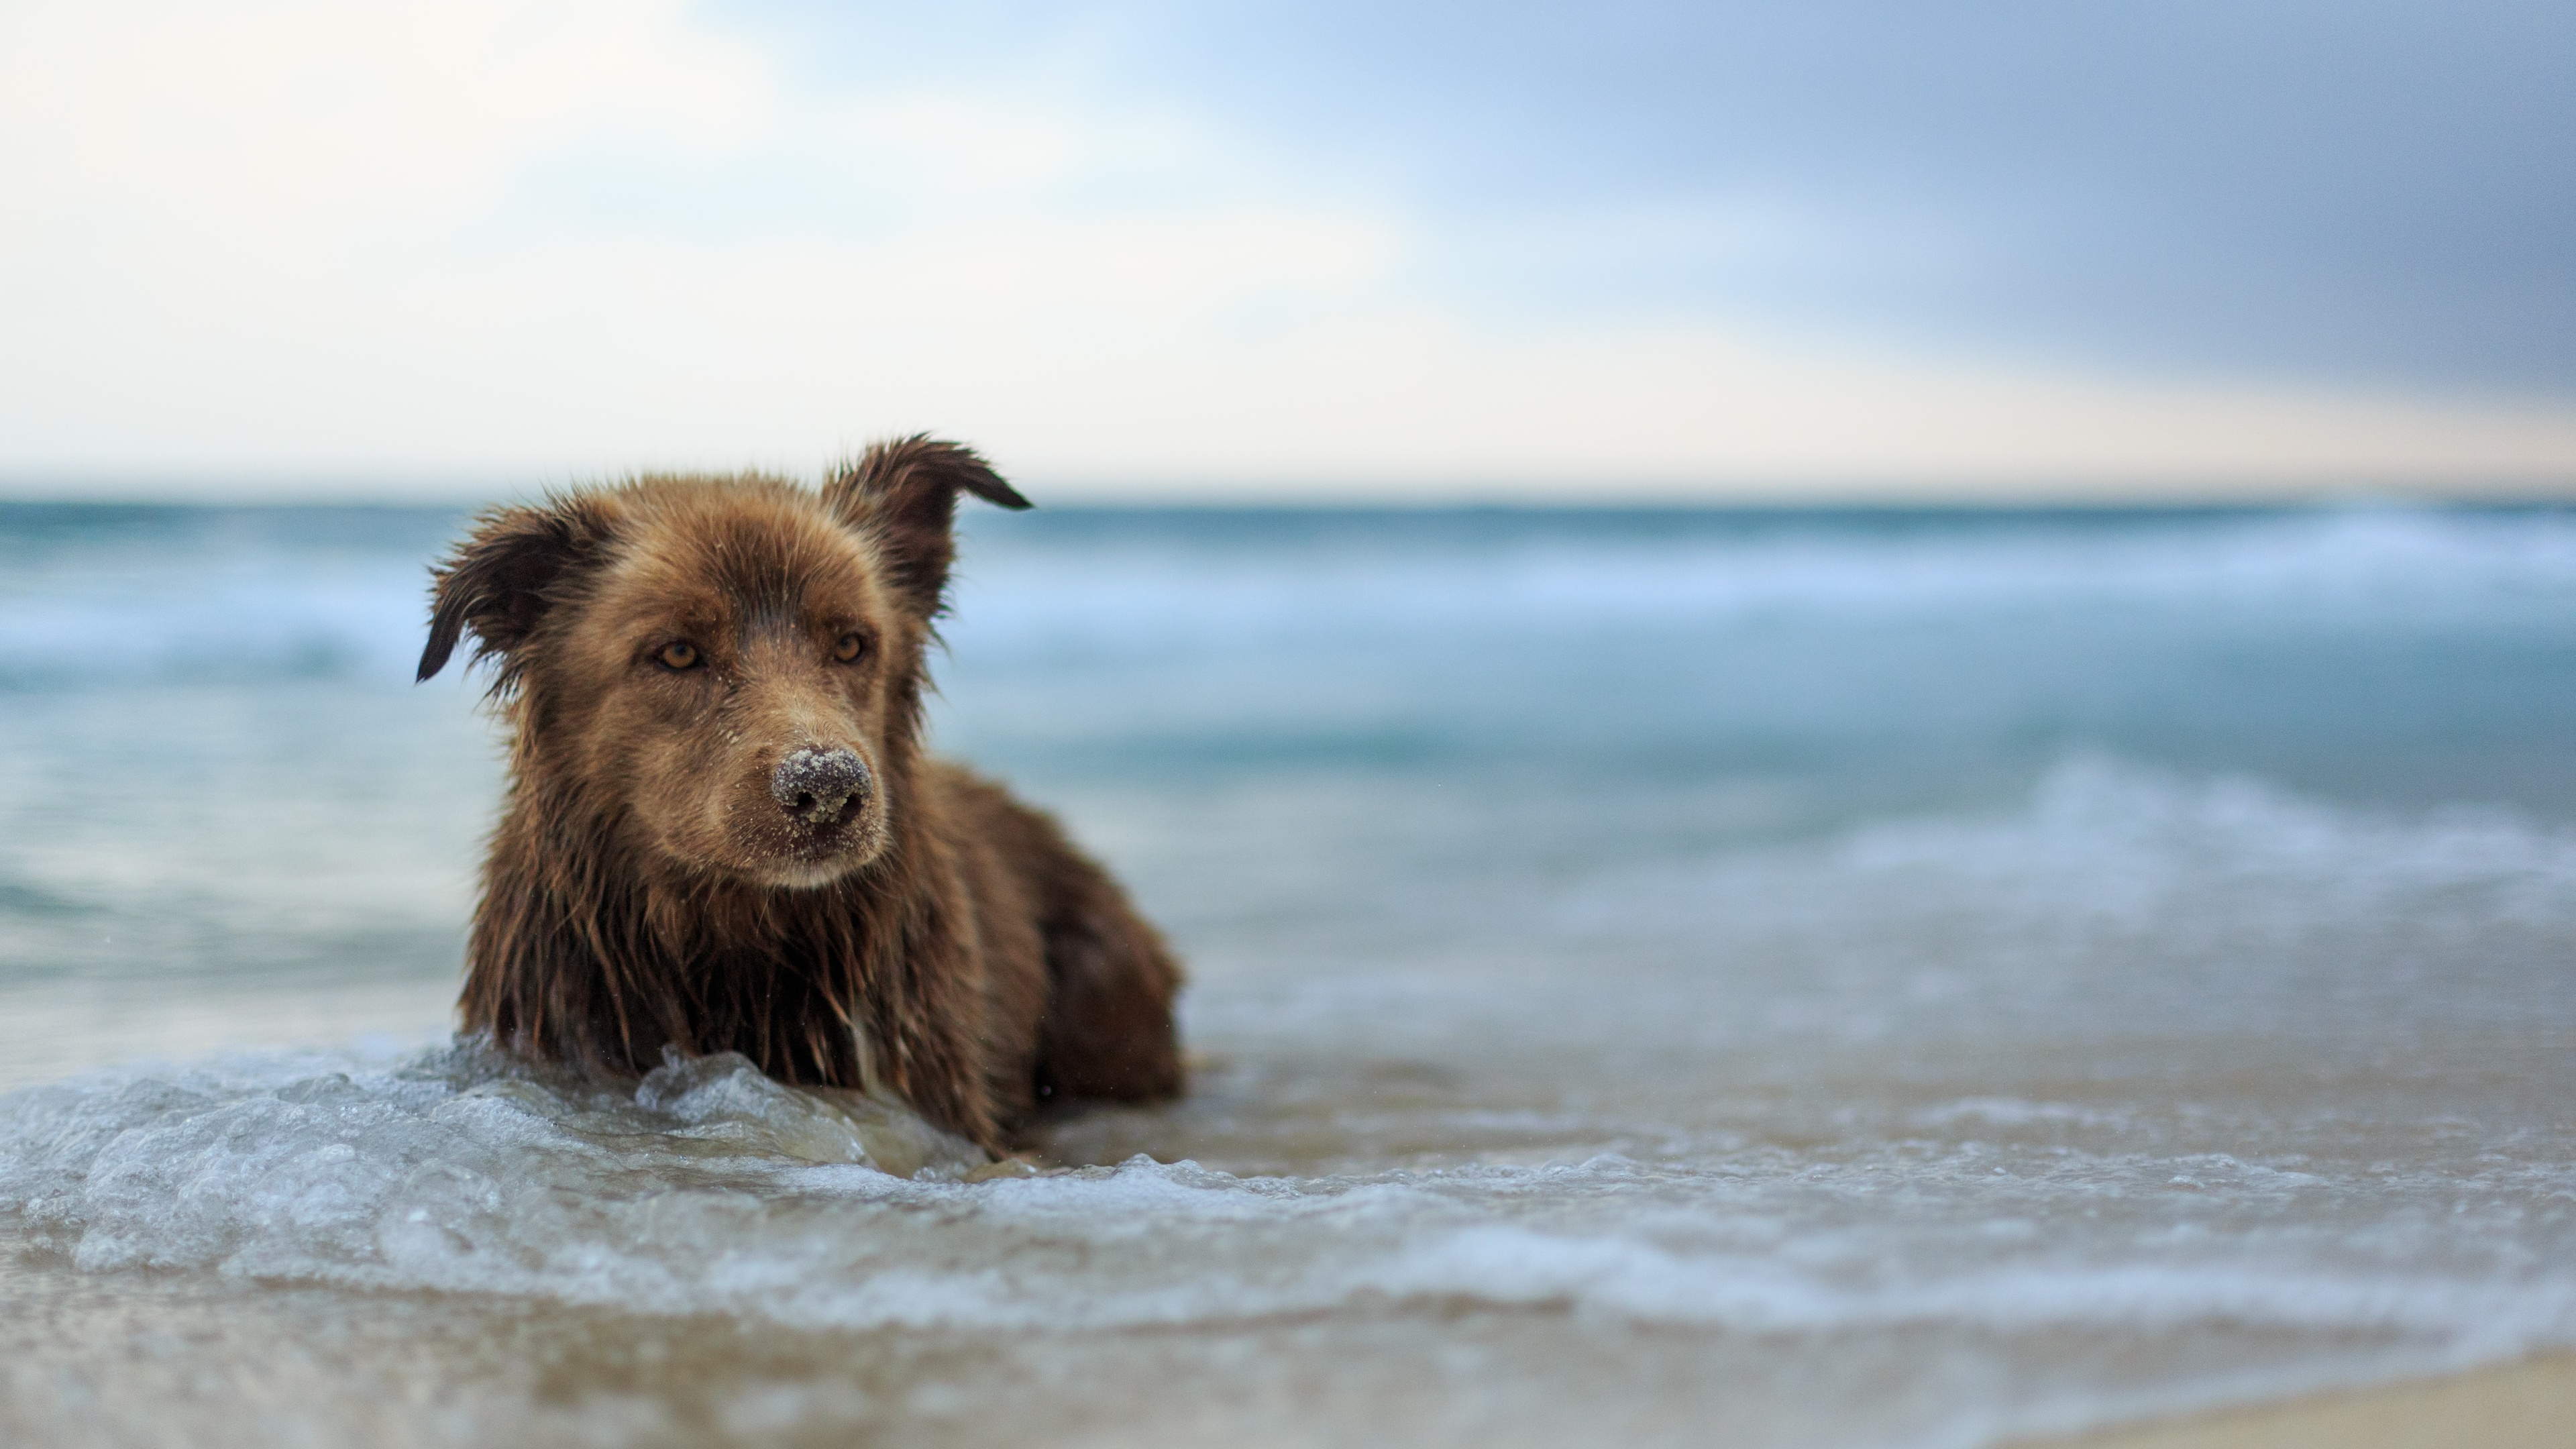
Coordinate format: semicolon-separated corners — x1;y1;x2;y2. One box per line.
822;435;1031;618
417;494;619;682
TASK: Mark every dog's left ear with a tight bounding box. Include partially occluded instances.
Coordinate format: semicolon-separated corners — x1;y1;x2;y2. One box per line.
823;435;1031;618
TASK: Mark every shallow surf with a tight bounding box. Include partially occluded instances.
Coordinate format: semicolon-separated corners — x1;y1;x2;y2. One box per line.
3;503;2573;1446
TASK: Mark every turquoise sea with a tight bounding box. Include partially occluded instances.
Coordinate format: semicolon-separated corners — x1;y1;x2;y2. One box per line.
3;501;2573;1446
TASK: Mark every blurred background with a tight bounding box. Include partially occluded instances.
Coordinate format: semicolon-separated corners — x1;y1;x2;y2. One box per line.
0;0;2571;1085
2;0;2573;499
4;0;2576;1053
3;0;2574;1054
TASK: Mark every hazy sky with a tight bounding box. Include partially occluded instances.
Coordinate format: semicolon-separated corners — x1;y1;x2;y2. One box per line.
3;0;2571;499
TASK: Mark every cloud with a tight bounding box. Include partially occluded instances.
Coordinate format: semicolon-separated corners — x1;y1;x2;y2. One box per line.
0;0;2569;498
1006;0;2576;392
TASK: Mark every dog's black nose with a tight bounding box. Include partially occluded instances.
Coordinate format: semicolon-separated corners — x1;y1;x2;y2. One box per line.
771;747;870;824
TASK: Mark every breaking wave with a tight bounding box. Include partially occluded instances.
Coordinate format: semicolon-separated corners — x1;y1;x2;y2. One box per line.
5;504;2573;688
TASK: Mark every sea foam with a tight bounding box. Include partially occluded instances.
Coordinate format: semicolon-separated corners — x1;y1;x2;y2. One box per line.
7;1025;2576;1364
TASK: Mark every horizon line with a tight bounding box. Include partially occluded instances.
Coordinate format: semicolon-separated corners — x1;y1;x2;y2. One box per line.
5;486;2575;515
5;472;2576;511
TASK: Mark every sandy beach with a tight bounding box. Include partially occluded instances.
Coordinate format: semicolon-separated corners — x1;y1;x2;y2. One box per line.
2047;1354;2576;1449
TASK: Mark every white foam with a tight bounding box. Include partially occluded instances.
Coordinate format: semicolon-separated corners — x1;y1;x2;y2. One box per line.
949;507;2576;660
1839;756;2576;896
1370;753;2576;1073
4;1040;2573;1361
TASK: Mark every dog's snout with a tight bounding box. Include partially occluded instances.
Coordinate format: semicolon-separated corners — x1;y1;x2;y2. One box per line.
771;747;871;824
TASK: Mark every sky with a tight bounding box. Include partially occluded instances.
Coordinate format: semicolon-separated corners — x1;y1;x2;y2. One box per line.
2;0;2571;501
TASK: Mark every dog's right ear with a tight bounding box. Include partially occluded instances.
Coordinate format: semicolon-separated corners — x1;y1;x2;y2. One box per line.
417;495;618;682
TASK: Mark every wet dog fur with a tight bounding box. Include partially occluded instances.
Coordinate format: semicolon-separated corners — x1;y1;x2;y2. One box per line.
417;437;1183;1152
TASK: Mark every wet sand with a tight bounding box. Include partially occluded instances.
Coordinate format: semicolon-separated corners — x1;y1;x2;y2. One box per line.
7;1252;2571;1449
2046;1354;2576;1449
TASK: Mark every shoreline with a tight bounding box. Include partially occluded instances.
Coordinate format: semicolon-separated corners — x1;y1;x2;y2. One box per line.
2039;1353;2576;1449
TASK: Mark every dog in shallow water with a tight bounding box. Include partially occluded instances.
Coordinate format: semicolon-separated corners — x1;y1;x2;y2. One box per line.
417;437;1183;1152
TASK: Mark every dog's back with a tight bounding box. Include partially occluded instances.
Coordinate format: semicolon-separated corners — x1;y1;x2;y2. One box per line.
928;761;1185;1117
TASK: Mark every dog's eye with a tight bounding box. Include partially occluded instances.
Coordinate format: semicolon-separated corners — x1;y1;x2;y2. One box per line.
832;633;867;663
656;641;700;670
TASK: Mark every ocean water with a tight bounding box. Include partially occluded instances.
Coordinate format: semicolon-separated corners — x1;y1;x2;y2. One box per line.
2;501;2573;1448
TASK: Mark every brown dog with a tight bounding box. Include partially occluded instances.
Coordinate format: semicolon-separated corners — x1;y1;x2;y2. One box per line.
417;437;1183;1152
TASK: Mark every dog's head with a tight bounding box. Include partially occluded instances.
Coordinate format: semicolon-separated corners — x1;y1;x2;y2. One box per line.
418;437;1028;889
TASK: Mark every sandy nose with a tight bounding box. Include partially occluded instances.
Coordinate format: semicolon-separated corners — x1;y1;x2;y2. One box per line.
770;747;871;824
